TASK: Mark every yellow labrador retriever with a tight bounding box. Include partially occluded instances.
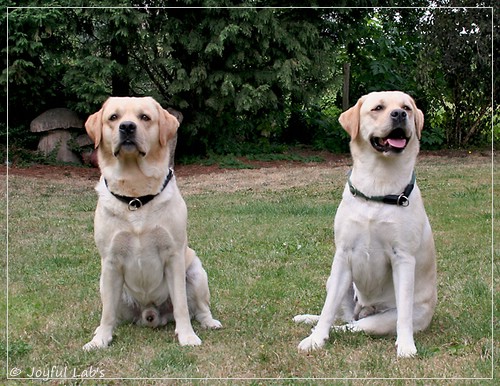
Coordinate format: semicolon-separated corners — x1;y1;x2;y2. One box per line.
294;91;437;358
83;97;221;350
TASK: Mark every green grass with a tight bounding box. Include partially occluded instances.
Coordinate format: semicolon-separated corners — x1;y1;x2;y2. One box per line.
2;155;497;382
179;151;325;169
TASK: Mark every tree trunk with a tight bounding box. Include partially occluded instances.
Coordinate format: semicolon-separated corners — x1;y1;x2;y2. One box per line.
343;62;350;111
110;37;130;96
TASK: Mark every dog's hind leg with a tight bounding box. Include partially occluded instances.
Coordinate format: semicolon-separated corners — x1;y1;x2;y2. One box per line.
334;309;397;335
294;283;355;326
334;308;419;358
186;256;222;329
293;314;320;325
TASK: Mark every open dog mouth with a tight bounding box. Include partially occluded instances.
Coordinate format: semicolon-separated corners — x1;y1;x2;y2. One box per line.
370;128;410;153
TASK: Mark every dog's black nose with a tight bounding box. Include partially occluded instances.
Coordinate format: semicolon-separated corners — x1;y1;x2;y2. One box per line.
390;109;407;123
119;121;136;135
146;315;154;322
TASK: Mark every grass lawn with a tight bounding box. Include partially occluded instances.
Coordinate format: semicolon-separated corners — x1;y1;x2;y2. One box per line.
1;153;497;382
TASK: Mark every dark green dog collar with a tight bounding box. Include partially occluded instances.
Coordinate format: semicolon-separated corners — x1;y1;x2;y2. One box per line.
347;171;416;207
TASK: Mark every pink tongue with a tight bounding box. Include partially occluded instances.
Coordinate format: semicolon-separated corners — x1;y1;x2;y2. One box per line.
387;138;407;148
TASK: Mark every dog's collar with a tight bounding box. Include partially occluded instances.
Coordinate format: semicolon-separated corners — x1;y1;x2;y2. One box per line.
347;171;416;207
104;169;174;211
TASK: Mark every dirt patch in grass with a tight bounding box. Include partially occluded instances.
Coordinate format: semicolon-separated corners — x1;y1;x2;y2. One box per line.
2;149;493;195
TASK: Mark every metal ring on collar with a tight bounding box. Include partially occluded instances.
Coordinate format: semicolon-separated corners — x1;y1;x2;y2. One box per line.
397;194;409;207
128;198;143;211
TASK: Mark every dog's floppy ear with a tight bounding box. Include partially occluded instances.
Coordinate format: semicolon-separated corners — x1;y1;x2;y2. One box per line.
339;95;366;140
158;106;180;147
85;101;107;149
411;98;425;139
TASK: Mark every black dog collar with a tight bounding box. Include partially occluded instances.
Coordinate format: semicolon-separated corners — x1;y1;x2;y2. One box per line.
348;171;416;207
105;169;174;211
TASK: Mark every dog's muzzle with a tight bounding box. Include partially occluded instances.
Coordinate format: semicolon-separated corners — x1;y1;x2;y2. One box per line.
114;121;145;156
370;110;411;153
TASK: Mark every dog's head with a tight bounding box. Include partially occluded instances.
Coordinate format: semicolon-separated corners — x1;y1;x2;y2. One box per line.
339;91;424;157
85;97;179;167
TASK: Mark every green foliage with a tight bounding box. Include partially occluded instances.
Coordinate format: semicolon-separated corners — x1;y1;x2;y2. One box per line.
421;107;447;150
3;6;77;115
298;103;350;153
415;3;494;148
492;108;500;148
3;2;496;159
344;9;424;99
156;6;336;155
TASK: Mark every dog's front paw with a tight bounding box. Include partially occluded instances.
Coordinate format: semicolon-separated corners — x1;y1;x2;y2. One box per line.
293;314;320;325
201;318;222;329
83;326;113;351
83;339;107;351
83;327;113;351
396;338;417;358
178;332;202;346
297;333;326;352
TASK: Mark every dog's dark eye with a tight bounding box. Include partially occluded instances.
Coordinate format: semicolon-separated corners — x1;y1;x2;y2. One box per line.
140;114;150;121
109;114;118;121
372;105;383;111
402;105;412;111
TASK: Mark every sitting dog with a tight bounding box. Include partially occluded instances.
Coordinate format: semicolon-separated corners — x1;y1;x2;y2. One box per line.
294;91;437;358
83;97;221;350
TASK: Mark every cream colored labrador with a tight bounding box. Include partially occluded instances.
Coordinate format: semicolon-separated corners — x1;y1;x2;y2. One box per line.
83;97;221;350
294;91;437;358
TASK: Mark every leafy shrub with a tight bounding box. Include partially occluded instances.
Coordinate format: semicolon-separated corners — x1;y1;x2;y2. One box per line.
290;87;350;154
421;106;447;150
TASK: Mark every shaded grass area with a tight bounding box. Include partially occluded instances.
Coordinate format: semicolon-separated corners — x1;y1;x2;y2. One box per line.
179;149;326;169
2;155;497;382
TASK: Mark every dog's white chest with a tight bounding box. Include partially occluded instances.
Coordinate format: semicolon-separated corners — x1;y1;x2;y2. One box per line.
123;233;168;303
337;201;398;250
335;184;428;305
103;224;174;305
335;198;404;297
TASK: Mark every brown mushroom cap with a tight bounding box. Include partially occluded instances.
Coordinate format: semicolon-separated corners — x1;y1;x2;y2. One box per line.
30;108;83;133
